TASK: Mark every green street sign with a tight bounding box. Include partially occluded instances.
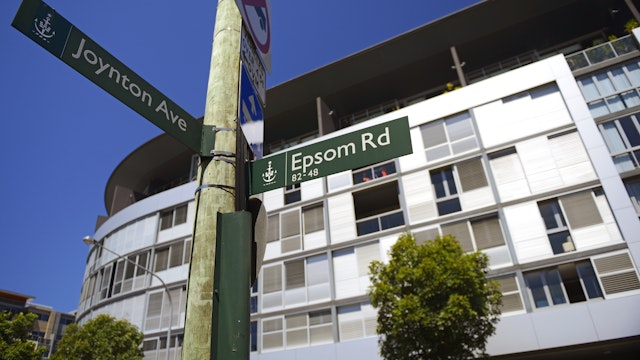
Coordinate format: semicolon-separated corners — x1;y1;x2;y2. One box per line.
12;0;204;154
250;116;412;195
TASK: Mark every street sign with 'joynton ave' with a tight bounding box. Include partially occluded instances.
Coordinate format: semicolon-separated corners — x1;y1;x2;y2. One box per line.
250;116;412;195
12;0;203;154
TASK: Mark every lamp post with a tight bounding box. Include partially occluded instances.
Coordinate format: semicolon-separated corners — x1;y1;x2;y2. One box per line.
83;236;173;360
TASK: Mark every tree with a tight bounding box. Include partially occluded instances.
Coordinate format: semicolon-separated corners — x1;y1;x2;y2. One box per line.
0;311;46;360
369;234;502;360
51;314;143;360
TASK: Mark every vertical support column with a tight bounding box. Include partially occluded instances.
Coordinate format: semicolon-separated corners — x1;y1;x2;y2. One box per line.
450;45;467;87
625;0;640;22
183;0;242;359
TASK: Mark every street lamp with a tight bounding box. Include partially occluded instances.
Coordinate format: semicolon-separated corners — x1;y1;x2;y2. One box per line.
83;236;173;360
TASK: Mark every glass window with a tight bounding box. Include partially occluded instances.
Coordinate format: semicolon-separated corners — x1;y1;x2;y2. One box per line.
525;261;603;309
538;199;576;255
624;177;640;216
577;61;640;118
285;260;305;290
421;112;477;162
160;210;173;230
430;167;461;216
353;181;404;236
352;160;396;184
284;184;301;204
303;204;324;234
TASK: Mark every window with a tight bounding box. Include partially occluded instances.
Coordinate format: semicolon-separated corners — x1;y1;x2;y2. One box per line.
599;112;640;172
98;264;113;300
250;282;258;314
337;302;377;341
112;251;149;295
352;160;396;184
283;310;333;349
262;254;331;309
262;317;283;351
420;111;478;161
538;199;575;254
593;251;640;295
154;239;191;272
441;214;506;253
577;60;640;118
430;166;461;215
494;275;524;314
538;190;604;255
353;181;404;236
159;204;188;230
267;203;325;254
284;184;301;204
333;242;380;299
142;334;184;359
624;177;640;216
303;204;324;234
250;321;258;352
145;286;187;331
524;261;603;309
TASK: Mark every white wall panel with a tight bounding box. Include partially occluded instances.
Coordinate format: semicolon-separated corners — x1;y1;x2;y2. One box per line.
518;138;563;193
264;241;280;260
153;264;189;286
402;171;437;224
328;194;356;243
333;250;359;299
303;231;326;250
549;132;597;185
475;84;572;148
327;171;352;192
263;188;284;211
398;127;428;172
284;288;306;307
484;245;512;269
490;152;531;201
459;186;494;211
571;225;617;250
301;178;324;201
503;202;552;262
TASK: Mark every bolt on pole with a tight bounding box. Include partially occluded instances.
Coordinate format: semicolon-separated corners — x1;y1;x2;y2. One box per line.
182;0;242;359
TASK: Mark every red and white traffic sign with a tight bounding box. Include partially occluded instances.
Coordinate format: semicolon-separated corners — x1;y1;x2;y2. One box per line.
235;0;272;73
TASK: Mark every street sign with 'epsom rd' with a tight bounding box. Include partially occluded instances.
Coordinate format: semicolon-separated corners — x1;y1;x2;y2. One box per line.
250;116;412;195
12;0;204;154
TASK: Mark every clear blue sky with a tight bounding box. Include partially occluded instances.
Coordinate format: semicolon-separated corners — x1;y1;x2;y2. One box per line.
0;0;479;313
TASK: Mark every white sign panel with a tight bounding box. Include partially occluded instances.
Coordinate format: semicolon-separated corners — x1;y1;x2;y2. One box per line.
241;27;266;106
235;0;272;73
239;62;264;159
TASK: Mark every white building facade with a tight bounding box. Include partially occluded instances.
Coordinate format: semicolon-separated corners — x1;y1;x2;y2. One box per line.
76;1;640;358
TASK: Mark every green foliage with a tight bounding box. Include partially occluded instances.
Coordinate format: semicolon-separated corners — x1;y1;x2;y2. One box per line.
369;234;502;360
625;18;639;34
51;314;143;360
0;311;46;360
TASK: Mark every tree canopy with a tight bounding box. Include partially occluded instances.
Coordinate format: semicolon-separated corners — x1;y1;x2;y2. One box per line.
369;234;502;360
51;314;143;360
0;311;46;360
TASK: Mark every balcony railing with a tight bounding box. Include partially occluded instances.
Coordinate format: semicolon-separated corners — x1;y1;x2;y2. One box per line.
566;35;638;71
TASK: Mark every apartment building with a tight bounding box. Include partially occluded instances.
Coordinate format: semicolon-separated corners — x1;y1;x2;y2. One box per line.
76;0;640;358
0;289;75;358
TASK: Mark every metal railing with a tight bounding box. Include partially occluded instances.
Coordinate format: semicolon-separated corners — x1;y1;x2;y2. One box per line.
566;35;638;71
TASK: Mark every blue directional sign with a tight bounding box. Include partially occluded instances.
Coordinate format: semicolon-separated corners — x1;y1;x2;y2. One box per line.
239;62;264;159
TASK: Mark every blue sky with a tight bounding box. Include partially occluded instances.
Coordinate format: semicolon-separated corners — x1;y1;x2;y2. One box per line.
0;0;479;313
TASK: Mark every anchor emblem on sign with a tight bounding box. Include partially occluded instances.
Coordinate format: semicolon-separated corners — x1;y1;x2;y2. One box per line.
33;12;56;42
262;161;277;183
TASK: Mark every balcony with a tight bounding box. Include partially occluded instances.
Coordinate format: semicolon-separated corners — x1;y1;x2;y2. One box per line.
566;35;638;71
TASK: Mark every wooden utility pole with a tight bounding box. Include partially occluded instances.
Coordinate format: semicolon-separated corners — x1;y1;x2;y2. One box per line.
183;0;242;358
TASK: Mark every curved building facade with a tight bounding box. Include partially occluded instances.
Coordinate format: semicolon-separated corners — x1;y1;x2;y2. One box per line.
77;1;640;359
